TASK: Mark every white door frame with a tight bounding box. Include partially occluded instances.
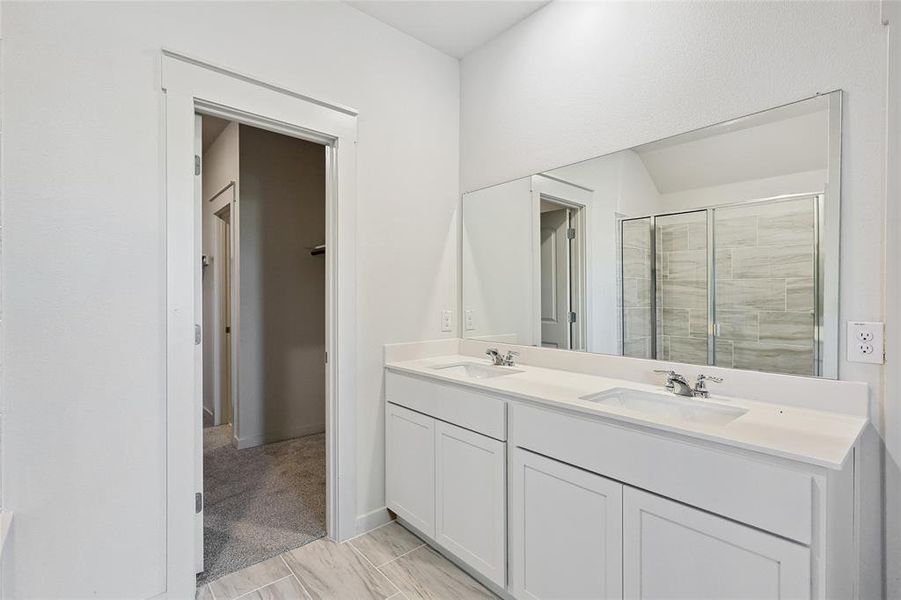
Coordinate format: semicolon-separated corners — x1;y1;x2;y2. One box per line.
162;49;358;598
210;191;234;428
530;174;590;350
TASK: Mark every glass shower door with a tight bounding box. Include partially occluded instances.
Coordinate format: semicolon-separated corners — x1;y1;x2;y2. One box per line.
712;197;817;376
620;218;653;359
654;211;709;366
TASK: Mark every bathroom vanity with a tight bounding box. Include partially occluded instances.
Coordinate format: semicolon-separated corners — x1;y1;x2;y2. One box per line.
384;341;866;600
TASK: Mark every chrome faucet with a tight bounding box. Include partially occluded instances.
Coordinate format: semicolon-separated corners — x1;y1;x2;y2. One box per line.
486;348;503;365
653;369;694;397
654;369;724;398
486;348;519;367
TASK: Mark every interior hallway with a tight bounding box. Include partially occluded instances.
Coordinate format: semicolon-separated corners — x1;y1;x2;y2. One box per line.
199;426;327;585
196;521;497;600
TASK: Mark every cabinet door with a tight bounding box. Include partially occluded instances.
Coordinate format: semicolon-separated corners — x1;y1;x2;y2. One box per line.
386;403;435;537
435;421;506;588
511;449;623;600
623;487;810;600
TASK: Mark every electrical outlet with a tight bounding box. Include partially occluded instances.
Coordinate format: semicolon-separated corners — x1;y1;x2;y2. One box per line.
465;310;476;331
441;310;453;333
847;321;884;364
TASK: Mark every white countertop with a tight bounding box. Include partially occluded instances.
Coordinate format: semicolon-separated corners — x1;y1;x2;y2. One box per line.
385;354;866;470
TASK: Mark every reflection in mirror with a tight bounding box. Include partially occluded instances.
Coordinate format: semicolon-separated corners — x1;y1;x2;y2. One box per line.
462;91;840;378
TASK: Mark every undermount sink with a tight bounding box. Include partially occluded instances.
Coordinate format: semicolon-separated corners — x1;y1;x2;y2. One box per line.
432;362;523;379
580;387;748;426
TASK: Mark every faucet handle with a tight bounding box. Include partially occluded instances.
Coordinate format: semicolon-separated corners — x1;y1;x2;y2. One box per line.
502;350;520;366
693;373;723;398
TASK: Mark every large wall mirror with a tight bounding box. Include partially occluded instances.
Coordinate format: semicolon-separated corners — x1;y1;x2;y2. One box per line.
462;91;841;378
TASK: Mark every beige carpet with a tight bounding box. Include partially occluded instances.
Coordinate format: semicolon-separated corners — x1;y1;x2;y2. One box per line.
197;425;326;586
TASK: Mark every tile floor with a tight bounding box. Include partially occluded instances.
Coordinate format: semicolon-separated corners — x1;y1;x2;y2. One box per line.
196;521;497;600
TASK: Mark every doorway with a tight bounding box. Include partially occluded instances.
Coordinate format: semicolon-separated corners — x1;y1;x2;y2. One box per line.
196;114;330;585
163;49;359;598
539;197;586;350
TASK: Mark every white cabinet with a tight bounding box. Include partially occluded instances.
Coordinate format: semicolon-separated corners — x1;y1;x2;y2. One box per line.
435;421;506;588
511;448;811;600
386;403;436;537
385;401;506;589
511;449;623;600
384;372;853;600
622;487;811;600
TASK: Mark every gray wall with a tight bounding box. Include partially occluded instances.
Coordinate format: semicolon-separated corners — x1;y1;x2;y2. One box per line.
237;125;326;447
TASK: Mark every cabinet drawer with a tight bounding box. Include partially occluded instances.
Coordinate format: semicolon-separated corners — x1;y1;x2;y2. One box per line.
511;402;813;545
386;371;506;440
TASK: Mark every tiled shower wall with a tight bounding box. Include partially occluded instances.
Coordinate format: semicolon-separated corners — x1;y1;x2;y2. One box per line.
711;198;816;376
656;211;709;367
621;219;653;358
621;197;816;376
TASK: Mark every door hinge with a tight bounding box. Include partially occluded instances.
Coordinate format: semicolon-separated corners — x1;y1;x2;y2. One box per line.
194;324;202;345
195;492;203;514
194;155;201;176
325;351;328;364
566;227;576;240
568;311;577;324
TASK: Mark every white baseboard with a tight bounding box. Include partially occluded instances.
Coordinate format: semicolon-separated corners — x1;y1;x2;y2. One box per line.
355;507;393;536
235;422;325;450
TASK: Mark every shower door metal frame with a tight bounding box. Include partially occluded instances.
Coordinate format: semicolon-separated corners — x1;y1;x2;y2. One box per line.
619;191;824;376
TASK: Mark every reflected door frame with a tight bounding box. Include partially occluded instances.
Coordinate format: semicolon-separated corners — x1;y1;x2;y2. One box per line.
531;174;590;351
210;192;235;429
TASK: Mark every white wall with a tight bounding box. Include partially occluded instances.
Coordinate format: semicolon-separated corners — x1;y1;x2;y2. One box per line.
0;2;459;597
882;1;901;596
462;178;534;344
237;124;326;448
461;2;887;597
202;121;239;423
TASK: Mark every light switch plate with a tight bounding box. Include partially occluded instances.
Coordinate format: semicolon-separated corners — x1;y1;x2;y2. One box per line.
847;321;884;364
440;310;453;333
